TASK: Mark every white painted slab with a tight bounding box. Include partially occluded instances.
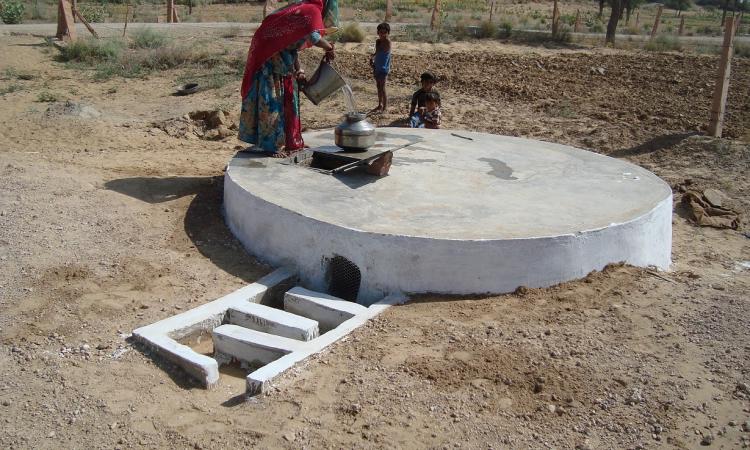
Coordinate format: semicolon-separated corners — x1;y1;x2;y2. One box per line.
284;287;367;331
228;302;319;341
212;324;305;366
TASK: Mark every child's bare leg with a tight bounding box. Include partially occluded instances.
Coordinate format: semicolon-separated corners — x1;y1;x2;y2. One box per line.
382;78;388;112
376;78;386;111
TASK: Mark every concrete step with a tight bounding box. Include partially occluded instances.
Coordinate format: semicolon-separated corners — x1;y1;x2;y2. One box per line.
227;302;319;341
211;324;305;367
283;287;368;332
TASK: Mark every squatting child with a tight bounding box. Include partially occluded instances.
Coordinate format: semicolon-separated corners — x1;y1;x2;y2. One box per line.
409;72;441;128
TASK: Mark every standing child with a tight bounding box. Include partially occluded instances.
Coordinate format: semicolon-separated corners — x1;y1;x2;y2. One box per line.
370;22;392;113
409;72;441;128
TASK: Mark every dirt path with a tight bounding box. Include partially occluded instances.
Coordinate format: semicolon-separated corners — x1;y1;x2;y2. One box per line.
0;33;749;449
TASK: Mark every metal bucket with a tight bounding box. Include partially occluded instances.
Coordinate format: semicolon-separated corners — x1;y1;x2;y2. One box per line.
302;60;346;105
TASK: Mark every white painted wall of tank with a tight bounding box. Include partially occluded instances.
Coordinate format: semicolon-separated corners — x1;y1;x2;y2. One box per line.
223;174;672;306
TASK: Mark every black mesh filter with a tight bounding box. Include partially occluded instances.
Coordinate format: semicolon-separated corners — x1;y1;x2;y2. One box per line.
327;255;361;302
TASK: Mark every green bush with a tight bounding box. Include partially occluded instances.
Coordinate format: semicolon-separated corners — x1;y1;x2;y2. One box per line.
130;28;169;49
644;34;682;52
588;19;605;33
477;20;497;39
498;19;513;38
553;24;572;42
78;3;106;23
337;22;365;43
0;84;23;95
59;38;124;63
1;0;25;24
36;91;60;102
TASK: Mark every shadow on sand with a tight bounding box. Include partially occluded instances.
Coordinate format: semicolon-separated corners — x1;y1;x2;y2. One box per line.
104;175;267;283
610;132;700;158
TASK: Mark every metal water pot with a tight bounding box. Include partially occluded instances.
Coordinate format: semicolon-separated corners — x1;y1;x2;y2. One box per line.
335;113;376;150
302;60;346;105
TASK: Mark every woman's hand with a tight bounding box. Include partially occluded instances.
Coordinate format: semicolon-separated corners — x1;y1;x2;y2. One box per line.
324;43;335;62
295;69;307;85
316;38;335;62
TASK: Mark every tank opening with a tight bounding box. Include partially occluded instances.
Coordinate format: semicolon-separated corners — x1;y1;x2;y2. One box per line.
327;255;361;302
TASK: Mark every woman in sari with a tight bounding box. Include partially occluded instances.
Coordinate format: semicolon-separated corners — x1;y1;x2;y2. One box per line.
239;0;339;157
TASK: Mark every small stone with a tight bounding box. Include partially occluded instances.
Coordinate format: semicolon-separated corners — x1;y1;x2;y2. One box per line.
282;433;295;442
742;421;750;432
728;420;737;426
701;433;714;446
1;400;10;406
547;404;556;414
703;189;724;208
48;431;56;438
625;388;643;405
737;382;749;394
110;422;117;430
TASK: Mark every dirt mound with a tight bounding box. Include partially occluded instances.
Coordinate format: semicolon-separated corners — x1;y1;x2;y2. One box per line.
155;109;237;141
44;101;101;120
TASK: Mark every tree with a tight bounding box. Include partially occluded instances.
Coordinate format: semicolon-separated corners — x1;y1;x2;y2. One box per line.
624;0;644;24
665;0;693;16
606;0;624;43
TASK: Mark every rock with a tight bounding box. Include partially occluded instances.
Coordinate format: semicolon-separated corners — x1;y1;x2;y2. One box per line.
547;404;556;414
703;189;724;208
701;433;714;446
48;431;56;438
2;400;10;406
282;432;295;442
742;421;750;432
590;67;606;76
737;382;749;394
206;110;227;129
217;125;232;139
625;388;643;405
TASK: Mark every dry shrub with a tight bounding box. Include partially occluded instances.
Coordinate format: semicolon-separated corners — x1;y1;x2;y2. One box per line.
338;22;366;43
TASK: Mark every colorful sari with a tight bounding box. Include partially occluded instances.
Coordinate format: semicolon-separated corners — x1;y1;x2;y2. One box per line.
239;0;338;154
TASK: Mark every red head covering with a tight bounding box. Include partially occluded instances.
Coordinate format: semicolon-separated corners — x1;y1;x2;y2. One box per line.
241;0;326;98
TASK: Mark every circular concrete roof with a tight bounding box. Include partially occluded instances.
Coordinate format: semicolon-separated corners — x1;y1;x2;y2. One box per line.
227;128;671;240
224;128;672;303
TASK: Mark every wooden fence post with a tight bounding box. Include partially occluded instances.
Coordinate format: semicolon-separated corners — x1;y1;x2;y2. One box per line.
551;0;560;36
650;5;662;39
385;0;392;22
574;9;581;32
166;0;173;23
430;0;440;31
707;17;737;137
123;3;130;36
489;0;495;23
635;10;639;27
56;0;77;41
678;16;685;35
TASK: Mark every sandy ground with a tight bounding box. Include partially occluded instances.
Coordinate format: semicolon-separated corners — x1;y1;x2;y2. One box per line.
0;29;749;449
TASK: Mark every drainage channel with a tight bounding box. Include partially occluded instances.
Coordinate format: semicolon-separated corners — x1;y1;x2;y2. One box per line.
133;267;405;397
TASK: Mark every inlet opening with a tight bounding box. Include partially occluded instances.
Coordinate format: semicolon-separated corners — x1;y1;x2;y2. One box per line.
327;255;361;302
